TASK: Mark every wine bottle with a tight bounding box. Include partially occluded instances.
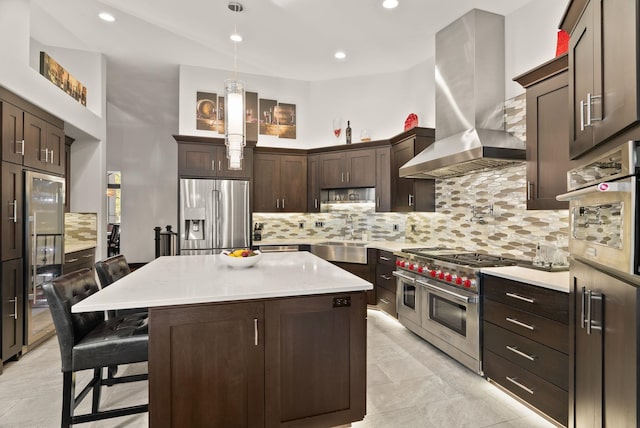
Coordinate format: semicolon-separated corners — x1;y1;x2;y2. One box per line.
346;120;352;144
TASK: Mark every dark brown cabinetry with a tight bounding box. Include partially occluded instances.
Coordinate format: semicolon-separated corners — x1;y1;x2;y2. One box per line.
375;147;391;212
514;55;570;210
64;136;73;213
483;274;569;426
389;129;435;212
318;148;376;189
1;258;23;367
307;154;320;212
254;150;307;212
1;102;23;165
22;113;65;175
562;0;640;159
149;292;366;428
375;249;397;317
176;139;253;179
569;259;639;428
1;162;23;261
62;247;95;275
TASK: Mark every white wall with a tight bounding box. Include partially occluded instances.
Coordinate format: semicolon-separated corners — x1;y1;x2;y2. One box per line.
504;0;569;99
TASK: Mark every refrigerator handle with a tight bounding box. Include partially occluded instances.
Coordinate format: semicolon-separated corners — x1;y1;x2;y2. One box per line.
213;189;221;249
32;211;37;304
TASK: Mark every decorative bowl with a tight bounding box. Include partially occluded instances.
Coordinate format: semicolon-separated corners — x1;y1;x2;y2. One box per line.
220;249;262;268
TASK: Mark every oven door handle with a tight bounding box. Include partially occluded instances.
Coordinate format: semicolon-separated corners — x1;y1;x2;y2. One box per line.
416;279;476;303
556;180;631;201
392;271;415;283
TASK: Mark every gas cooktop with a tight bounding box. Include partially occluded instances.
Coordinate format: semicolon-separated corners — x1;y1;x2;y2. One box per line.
400;248;519;269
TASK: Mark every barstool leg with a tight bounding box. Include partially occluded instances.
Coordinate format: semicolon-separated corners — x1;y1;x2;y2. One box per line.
61;372;74;428
91;367;102;413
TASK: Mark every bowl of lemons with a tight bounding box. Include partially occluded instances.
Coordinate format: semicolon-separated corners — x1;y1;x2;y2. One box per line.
220;248;263;268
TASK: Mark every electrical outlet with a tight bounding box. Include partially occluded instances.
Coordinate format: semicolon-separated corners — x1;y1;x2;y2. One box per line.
315;221;324;227
299;222;304;229
393;224;399;231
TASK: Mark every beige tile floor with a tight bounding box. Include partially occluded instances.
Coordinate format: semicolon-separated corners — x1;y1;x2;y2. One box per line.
0;309;556;427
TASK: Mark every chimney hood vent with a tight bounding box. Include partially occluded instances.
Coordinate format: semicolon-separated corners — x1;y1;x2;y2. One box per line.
400;9;525;179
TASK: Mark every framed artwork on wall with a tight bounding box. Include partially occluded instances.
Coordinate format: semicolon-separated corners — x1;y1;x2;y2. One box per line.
196;91;217;131
39;52;87;106
259;98;278;136
277;103;296;139
246;91;258;141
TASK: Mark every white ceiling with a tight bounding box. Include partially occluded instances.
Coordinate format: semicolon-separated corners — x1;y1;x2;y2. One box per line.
30;0;536;82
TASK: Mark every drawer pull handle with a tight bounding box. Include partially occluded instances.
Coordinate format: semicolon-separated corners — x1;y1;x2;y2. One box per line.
379;256;390;261
505;292;534;304
380;274;392;280
506;317;535;331
379;298;391;305
506;376;535;395
65;258;79;263
82;254;94;259
506;345;536;361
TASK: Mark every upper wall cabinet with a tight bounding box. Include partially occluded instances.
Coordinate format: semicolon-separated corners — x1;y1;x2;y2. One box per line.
254;150;307;213
175;135;254;179
317;148;376;189
562;0;640;159
0;89;66;176
514;54;570;210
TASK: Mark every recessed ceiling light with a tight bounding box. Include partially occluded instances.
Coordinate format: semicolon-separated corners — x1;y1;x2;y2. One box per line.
334;51;346;60
382;0;399;9
98;12;116;22
230;33;243;42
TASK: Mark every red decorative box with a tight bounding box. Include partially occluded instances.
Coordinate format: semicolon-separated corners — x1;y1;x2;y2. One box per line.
404;113;418;131
556;29;569;56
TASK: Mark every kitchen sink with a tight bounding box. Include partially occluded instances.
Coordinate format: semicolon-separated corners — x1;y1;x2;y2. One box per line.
310;241;368;264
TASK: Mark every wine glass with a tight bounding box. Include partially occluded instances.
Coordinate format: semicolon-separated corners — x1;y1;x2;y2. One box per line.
332;118;342;141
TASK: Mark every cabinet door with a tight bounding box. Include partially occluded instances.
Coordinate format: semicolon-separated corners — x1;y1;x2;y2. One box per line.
569;3;595;159
1;258;23;361
1;102;24;165
391;139;416;212
280;155;307;212
177;143;217;177
1;162;23;261
307;154;320;212
219;146;253;179
527;71;570;209
23;113;47;170
265;293;366;427
594;0;640;147
375;147;391;212
345;148;375;187
318;152;345;188
253;153;280;212
46;124;65;176
149;302;265;428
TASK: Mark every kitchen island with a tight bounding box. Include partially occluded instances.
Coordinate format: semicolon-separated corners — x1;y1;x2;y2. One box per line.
72;252;372;428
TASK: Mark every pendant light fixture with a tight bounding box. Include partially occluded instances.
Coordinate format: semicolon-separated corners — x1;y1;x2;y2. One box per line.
225;2;245;170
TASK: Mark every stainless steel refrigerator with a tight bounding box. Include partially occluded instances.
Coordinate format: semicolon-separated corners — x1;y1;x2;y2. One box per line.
179;179;250;255
24;171;65;347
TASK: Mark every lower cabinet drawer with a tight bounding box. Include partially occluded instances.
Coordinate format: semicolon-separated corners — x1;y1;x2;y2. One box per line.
63;248;96;274
484;322;568;390
377;286;397;318
376;264;396;292
484;350;568;426
484;299;568;354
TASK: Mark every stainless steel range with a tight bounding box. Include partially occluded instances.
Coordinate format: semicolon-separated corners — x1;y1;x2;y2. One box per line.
393;248;518;374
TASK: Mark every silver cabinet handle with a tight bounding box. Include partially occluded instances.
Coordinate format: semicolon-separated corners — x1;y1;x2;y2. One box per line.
379;298;392;305
506;345;536;361
379;256;390;261
376;196;380;207
211;160;215;171
580;99;586;131
42;148;49;163
9;200;17;223
16;139;24;156
588;93;602;123
526;181;533;201
347;171;350;182
506;292;535;304
65;258;79;263
506;317;535;331
506;376;534;395
341;172;344;183
282;199;285;209
586;290;603;335
408;194;414;207
314;198;318;209
32;211;37;304
50;149;54;164
380;274;392;280
586;93;592;128
254;318;258;346
219;160;222;171
8;297;18;320
580;286;587;329
276;199;280;209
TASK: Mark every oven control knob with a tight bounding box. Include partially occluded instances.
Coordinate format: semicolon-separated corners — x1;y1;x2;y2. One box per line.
463;279;473;288
455;276;463;285
396;260;401;266
400;261;406;268
438;271;445;280
445;273;453;282
417;266;424;273
409;263;415;270
430;270;437;277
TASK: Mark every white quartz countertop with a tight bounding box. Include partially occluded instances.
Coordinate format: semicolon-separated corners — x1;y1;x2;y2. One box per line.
72;252;372;313
64;243;97;254
481;266;570;293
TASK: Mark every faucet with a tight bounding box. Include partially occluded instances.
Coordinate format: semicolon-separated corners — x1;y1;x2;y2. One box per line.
345;214;355;240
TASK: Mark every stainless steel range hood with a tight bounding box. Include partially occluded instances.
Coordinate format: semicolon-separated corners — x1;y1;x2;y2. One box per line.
400;9;525;179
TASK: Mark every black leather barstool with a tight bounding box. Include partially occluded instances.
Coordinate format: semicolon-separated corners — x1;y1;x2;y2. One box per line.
95;254;147;319
43;268;149;428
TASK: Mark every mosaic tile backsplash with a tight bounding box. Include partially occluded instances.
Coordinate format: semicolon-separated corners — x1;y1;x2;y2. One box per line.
253;93;569;262
65;212;97;247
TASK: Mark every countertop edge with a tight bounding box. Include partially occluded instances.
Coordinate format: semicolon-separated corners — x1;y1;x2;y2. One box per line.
481;266;570;293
